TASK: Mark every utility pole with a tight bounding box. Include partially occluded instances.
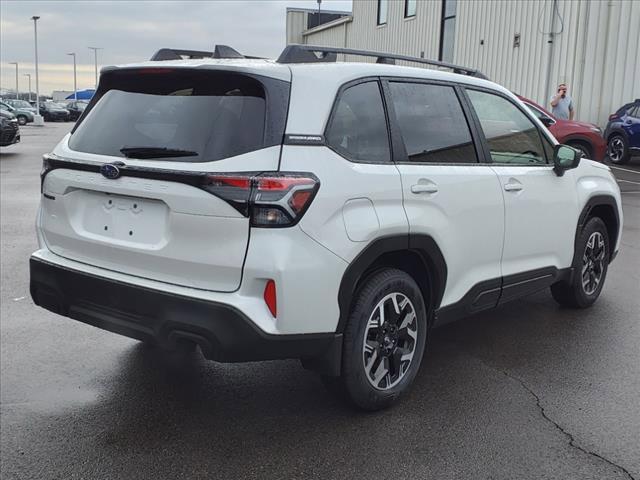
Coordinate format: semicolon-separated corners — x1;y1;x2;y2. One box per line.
88;47;102;88
31;15;43;125
9;62;18;99
67;52;77;100
23;74;32;102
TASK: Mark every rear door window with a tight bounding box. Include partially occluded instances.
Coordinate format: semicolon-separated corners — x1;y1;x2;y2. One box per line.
69;69;288;162
388;82;478;163
325;81;390;163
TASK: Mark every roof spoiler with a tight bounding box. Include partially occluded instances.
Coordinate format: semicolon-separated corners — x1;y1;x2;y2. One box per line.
277;44;488;79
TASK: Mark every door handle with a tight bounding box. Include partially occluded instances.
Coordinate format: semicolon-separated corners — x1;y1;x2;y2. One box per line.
504;182;523;192
411;183;439;194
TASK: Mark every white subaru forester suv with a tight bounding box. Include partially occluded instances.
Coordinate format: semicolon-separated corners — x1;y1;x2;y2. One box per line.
30;45;623;410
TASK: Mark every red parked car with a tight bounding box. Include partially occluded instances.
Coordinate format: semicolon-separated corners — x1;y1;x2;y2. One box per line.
517;96;606;161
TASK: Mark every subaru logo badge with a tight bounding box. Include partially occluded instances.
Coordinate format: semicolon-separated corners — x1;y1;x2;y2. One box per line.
100;163;121;179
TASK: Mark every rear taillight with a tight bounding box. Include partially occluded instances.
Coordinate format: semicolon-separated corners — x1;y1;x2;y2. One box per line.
201;172;319;227
608;113;619;121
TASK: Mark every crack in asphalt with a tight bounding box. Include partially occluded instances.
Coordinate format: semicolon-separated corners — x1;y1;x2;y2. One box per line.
499;369;637;480
464;350;637;480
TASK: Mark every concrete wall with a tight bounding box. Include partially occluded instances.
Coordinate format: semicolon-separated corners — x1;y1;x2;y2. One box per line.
295;0;640;126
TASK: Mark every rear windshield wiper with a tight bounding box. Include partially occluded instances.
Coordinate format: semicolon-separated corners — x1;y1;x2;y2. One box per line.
120;147;198;159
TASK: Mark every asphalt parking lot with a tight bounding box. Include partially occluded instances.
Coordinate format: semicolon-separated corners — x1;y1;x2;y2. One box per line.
1;123;639;480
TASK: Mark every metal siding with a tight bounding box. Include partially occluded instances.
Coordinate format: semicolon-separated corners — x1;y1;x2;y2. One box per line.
298;0;639;125
286;11;307;45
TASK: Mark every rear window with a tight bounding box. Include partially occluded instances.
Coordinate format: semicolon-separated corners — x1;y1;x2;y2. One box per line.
69;69;289;162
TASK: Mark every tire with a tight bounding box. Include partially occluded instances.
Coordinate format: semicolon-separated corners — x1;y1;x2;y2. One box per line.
17;115;28;126
567;141;592;160
607;134;630;165
326;268;428;411
551;217;609;308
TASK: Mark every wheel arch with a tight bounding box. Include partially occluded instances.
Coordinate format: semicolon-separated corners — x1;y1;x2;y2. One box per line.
606;127;628;143
336;234;447;333
563;135;594;153
575;195;620;262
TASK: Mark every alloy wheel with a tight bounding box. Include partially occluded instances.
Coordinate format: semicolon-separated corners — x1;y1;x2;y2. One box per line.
362;292;418;390
608;137;625;162
582;231;605;295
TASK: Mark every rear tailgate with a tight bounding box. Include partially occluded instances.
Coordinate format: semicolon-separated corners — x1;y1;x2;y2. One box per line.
39;65;290;292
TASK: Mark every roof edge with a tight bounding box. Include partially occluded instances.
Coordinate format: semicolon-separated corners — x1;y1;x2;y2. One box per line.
286;7;351;15
302;15;353;36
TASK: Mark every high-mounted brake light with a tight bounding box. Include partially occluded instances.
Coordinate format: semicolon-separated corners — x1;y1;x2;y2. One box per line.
200;172;319;227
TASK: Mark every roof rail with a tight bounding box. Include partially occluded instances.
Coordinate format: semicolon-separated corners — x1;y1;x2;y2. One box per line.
277;44;488;79
150;45;249;61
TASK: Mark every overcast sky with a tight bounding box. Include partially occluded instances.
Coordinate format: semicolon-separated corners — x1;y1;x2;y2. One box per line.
0;0;352;96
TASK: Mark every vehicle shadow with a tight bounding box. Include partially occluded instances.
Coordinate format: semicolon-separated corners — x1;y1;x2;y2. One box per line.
16;291;630;479
0;151;20;158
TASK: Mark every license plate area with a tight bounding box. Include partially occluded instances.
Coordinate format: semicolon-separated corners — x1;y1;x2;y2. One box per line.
68;190;168;248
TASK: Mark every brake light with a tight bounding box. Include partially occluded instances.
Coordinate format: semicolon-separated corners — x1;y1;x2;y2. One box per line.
608;114;618;121
263;280;277;317
200;172;319;227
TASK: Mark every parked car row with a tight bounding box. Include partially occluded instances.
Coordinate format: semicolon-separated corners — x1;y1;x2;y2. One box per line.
0;99;88;124
0;109;20;147
0;100;35;126
510;95;639;165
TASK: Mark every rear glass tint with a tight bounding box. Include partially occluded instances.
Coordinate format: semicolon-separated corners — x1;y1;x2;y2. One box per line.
69;69;288;162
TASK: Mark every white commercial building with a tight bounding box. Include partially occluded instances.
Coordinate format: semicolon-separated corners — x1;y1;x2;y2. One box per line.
287;0;640;126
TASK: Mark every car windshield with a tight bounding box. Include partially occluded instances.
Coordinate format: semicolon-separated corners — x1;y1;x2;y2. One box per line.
69;69;274;162
11;100;32;108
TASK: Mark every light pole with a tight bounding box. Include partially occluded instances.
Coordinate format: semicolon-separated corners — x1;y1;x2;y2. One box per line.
23;74;32;102
9;62;18;99
67;52;77;100
88;47;102;88
31;15;43;124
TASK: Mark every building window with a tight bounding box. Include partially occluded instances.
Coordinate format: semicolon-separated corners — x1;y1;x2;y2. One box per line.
405;0;417;18
439;0;457;62
377;0;388;25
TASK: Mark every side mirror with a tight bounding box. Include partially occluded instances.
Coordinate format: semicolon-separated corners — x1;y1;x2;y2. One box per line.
553;144;581;176
540;116;554;127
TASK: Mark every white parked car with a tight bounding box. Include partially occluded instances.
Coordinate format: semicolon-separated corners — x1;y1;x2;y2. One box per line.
30;45;623;410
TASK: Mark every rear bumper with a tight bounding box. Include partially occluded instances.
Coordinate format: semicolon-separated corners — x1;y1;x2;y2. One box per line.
30;256;342;371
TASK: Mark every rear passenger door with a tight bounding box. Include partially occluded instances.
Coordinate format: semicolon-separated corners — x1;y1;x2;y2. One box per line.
385;80;505;311
465;88;580;295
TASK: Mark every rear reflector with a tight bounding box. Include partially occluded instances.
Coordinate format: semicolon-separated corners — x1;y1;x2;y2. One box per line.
263;280;277;317
201;172;319;227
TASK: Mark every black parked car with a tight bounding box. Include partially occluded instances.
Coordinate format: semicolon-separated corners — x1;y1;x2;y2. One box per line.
0;110;20;147
65;101;89;121
40;102;70;122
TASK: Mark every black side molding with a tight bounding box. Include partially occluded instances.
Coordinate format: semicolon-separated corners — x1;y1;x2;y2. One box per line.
434;267;572;327
575;195;620;263
336;234;447;333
